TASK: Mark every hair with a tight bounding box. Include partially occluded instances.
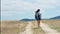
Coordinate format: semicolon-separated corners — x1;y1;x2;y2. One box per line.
36;9;40;13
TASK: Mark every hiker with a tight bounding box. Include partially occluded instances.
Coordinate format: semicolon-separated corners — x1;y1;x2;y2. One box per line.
35;9;41;27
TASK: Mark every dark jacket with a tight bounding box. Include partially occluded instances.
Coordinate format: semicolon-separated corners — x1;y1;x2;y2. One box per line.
35;12;41;20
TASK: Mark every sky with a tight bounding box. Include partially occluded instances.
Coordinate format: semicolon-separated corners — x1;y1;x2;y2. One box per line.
1;0;60;20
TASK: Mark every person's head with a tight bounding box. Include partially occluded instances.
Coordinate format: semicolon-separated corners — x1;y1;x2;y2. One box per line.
36;9;40;13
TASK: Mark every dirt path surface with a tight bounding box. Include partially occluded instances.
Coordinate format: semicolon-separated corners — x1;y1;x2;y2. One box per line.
19;22;60;34
19;22;33;34
40;22;60;34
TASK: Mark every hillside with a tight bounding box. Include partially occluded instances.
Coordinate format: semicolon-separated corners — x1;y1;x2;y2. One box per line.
20;16;60;21
20;19;35;21
50;16;60;19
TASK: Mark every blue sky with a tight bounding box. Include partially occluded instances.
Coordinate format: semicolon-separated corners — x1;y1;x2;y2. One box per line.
1;0;60;20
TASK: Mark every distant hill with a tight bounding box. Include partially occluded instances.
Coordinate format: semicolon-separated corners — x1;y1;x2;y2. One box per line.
20;16;60;21
50;16;60;19
20;19;35;21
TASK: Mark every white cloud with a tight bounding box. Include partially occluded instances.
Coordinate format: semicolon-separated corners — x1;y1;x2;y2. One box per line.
1;11;26;16
1;0;60;17
15;0;60;12
2;0;59;11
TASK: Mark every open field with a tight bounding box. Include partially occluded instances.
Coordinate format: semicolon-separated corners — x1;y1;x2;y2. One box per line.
0;19;60;34
42;19;60;32
1;21;28;34
1;21;45;34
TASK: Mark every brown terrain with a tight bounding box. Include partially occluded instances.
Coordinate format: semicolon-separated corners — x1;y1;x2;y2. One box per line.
0;20;60;34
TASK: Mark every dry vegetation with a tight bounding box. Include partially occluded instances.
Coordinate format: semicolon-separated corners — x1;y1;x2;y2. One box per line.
1;21;45;34
1;21;28;34
1;19;60;34
42;19;60;32
33;27;45;34
31;21;45;34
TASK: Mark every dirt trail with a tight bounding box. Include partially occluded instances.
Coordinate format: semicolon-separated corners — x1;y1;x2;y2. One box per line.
40;22;60;34
19;22;60;34
19;22;33;34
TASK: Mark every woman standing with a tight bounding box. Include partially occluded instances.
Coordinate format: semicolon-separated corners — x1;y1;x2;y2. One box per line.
35;9;41;27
